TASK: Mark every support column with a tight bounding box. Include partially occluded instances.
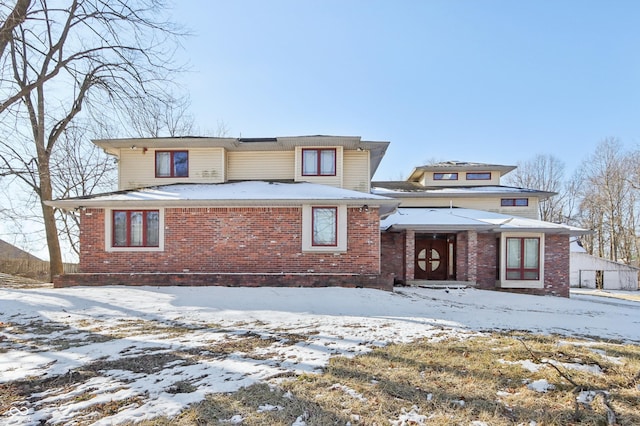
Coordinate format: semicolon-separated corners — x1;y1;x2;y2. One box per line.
405;230;415;280
468;230;478;284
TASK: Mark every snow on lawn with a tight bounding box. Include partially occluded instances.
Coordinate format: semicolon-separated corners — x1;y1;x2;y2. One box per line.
1;286;639;424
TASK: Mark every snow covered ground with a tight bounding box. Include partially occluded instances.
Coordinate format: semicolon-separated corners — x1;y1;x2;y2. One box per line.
1;285;639;424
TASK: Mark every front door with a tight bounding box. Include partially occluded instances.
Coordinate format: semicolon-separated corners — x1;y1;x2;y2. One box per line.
415;238;448;280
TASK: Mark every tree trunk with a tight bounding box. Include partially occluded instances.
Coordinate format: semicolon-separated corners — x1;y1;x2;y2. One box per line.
37;148;64;281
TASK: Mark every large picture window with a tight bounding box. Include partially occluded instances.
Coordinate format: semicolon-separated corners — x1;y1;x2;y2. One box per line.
113;210;160;247
302;148;336;176
506;237;539;280
312;207;337;246
156;151;188;177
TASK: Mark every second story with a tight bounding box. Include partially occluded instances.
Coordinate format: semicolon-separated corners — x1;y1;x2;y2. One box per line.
373;161;556;220
95;135;389;193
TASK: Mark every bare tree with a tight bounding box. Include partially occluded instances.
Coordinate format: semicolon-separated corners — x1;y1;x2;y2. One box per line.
576;138;637;263
129;92;195;138
0;0;185;280
504;154;567;222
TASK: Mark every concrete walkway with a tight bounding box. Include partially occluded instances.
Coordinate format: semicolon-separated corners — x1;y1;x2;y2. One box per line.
571;288;640;302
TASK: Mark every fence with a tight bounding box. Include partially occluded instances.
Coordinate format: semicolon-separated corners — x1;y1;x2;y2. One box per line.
0;259;78;281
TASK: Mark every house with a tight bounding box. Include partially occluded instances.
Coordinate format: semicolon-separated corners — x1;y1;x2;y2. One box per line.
570;238;639;290
373;162;588;297
48;139;587;297
48;136;400;289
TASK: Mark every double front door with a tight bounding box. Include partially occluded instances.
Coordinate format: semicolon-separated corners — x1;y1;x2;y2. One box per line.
415;237;451;280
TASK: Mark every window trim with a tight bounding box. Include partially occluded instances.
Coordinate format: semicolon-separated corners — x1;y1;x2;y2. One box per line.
505;236;540;281
433;172;458;181
155;150;189;178
105;208;164;252
501;198;529;207
311;206;338;247
301;148;337;177
301;205;347;252
466;172;491;180
498;232;545;289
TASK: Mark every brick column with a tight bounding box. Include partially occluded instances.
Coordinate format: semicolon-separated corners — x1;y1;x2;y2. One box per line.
468;230;478;284
405;230;415;280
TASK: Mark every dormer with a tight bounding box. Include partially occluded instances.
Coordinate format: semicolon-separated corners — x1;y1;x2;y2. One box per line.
94;136;389;192
407;161;516;187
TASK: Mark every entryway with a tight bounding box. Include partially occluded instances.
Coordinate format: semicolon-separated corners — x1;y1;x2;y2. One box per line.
414;234;456;280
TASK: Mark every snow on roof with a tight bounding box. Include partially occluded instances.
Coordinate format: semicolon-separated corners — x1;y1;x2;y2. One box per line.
381;207;589;235
371;184;550;197
48;181;398;209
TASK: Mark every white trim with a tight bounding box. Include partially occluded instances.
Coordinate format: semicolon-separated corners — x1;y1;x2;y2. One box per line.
301;204;347;252
104;208;165;252
497;232;545;289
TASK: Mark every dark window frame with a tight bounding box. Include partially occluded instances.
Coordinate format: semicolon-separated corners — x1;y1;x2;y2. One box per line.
501;198;529;207
433;172;459;181
505;237;540;280
302;148;337;177
112;210;160;248
155;150;189;178
466;172;491;180
311;206;338;247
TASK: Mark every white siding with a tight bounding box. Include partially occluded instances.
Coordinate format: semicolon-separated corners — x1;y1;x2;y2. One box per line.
343;151;370;192
227;151;295;180
570;252;639;290
118;148;225;190
396;197;540;219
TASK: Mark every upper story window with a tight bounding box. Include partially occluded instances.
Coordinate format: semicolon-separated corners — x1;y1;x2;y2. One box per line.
433;172;458;180
156;151;188;177
113;210;159;247
466;172;491;180
302;148;336;176
501;198;529;207
312;207;337;246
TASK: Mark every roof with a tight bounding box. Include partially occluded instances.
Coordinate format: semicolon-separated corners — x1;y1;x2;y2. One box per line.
93;135;389;179
407;161;516;181
0;239;42;261
46;181;399;215
371;182;556;200
381;207;590;235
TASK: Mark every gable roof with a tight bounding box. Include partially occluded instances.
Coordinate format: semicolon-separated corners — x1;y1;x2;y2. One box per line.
93;135;389;179
0;239;42;261
47;181;400;215
381;207;589;235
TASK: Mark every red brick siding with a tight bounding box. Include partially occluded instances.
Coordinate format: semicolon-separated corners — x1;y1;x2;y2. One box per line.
456;232;469;281
78;207;380;276
380;231;405;283
543;234;570;297
475;234;498;289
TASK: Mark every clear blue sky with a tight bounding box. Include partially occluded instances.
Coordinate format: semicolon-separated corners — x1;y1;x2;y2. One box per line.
172;0;639;180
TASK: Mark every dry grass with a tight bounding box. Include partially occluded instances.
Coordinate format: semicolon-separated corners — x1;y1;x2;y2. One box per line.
136;332;640;425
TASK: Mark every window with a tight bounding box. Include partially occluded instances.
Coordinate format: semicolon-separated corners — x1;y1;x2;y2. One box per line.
113;210;160;247
156;151;188;177
312;207;337;246
506;237;539;280
501;198;529;207
434;172;458;180
302;148;336;176
466;172;491;180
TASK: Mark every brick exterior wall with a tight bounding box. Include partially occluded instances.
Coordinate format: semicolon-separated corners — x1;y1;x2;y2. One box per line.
456;232;469;281
475;234;498;290
59;206;392;290
380;231;405;283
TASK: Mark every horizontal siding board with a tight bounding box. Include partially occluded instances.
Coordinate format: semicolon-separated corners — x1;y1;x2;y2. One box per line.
227;151;294;180
343;151;370;192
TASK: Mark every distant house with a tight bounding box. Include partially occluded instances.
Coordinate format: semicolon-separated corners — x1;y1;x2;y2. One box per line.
48;140;587;297
570;239;639;291
0;239;42;262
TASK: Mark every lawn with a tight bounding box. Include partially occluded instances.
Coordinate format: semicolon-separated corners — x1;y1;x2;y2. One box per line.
1;286;639;425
